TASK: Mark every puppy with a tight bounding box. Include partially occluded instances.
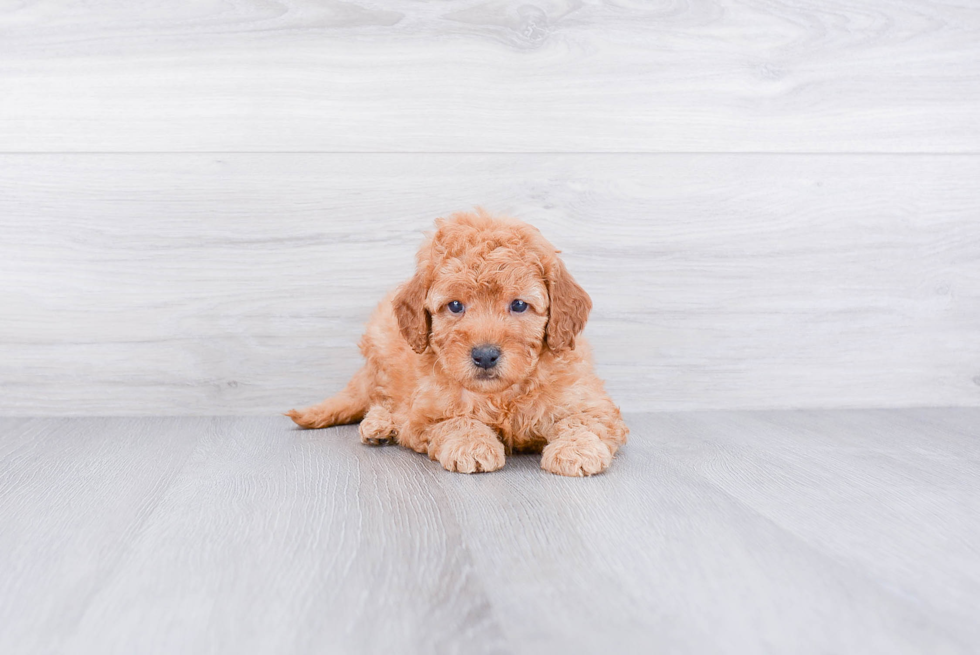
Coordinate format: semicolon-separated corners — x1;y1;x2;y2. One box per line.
287;210;628;476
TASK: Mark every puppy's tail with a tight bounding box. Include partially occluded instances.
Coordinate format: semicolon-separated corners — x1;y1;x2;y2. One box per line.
285;366;371;429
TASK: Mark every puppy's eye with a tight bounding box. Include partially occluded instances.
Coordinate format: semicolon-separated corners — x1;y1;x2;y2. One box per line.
447;300;465;314
510;299;528;313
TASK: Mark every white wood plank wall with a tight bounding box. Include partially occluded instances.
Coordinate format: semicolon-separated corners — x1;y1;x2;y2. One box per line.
1;1;978;415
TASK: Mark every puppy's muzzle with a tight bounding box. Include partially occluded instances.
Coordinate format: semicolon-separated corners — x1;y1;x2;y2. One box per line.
471;345;501;370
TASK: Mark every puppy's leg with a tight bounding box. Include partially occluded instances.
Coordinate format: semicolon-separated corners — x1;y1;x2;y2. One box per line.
540;408;628;477
358;405;397;446
286;366;370;429
424;417;506;474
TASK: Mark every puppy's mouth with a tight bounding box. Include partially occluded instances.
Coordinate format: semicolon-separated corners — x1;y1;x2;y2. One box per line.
468;367;511;390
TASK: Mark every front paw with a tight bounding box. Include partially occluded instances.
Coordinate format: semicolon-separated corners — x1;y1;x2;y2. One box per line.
541;433;613;477
359;406;397;446
428;433;506;474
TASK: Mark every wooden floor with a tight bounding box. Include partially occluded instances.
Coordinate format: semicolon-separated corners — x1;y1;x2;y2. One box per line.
1;410;978;654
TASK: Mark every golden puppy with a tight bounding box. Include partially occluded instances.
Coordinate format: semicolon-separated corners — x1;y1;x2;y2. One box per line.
287;210;628;476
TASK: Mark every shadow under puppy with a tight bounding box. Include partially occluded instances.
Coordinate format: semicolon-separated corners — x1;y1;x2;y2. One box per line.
287;210;628;476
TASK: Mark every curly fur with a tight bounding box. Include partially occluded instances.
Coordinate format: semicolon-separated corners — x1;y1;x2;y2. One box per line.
287;210;628;476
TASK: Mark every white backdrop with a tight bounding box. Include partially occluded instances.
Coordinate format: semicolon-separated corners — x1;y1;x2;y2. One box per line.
1;0;978;415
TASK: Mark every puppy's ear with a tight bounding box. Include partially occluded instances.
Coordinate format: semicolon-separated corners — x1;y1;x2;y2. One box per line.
545;257;592;353
393;272;431;354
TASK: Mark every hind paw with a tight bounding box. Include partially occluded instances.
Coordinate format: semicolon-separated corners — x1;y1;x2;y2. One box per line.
286;407;330;429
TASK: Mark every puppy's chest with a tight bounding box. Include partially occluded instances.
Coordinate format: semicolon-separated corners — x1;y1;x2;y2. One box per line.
468;397;545;450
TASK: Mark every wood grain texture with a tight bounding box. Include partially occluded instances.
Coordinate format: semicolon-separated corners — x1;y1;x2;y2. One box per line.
1;0;979;152
2;153;978;415
1;411;978;653
0;418;203;653
0;417;508;655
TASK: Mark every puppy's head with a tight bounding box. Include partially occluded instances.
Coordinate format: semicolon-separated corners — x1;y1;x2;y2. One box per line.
393;210;591;392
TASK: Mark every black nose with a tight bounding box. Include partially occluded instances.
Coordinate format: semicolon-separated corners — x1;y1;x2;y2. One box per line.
471;345;501;369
